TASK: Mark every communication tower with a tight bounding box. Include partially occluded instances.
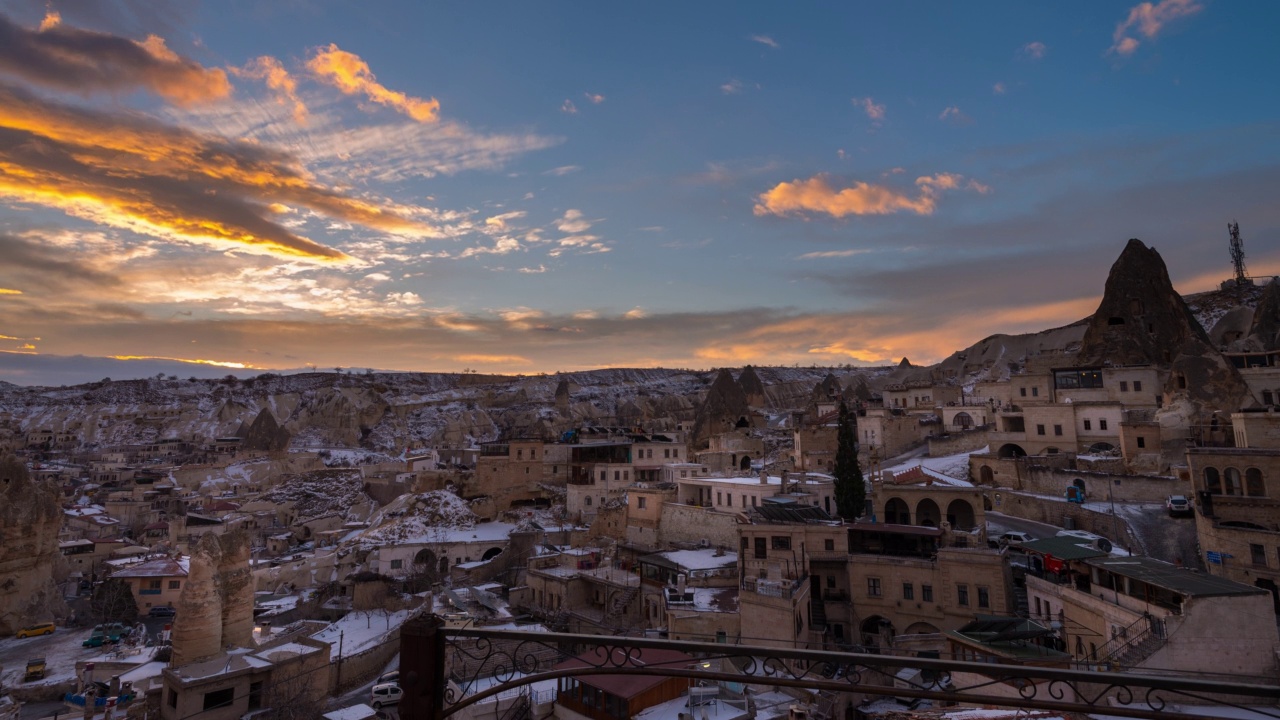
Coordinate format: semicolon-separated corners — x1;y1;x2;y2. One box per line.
1229;221;1248;286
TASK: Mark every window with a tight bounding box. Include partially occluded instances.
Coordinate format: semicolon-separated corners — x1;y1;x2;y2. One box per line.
903;583;914;600
957;584;970;606
742;494;747;507
716;630;727;643
1083;419;1092;431
726;494;732;507
921;584;933;602
600;470;606;481
614;471;620;481
390;559;403;570
1252;543;1267;567
168;580;180;590
824;538;835;551
1036;424;1046;436
1035;597;1042;616
1133;380;1142;392
585;496;592;506
1020;387;1027;397
168;690;178;709
673;448;679;457
148;579;162;590
1225;467;1243;495
977;586;990;608
772;536;791;550
1247;468;1265;497
754;537;767;559
717;492;722;505
637;497;647;510
1136;436;1146;449
1203;466;1222;493
1099;419;1108;430
1032;387;1039;397
826;575;836;589
203;688;234;711
1054;424;1063;436
664;449;670;458
1120;381;1129;392
751;496;757;506
867;578;882;597
248;682;263;710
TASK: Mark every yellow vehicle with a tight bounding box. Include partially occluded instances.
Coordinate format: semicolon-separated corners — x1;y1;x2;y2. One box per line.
24;658;46;682
16;622;55;639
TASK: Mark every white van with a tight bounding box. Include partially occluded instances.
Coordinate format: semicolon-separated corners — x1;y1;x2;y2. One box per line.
371;683;402;709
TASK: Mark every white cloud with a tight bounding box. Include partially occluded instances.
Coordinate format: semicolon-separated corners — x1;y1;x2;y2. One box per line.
993;82;1006;95
750;34;780;49
720;79;744;95
542;165;582;177
1021;41;1047;59
939;106;971;124
555;209;592;234
796;249;872;260
852;97;886;125
1110;0;1203;55
584;92;605;104
561;99;578;114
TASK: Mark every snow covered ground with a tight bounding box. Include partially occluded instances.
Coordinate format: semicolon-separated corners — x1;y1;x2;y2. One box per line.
309;609;415;659
884;446;988;486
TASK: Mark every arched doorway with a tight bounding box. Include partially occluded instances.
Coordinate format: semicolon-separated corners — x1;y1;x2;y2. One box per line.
740;455;752;472
1088;442;1115;454
997;443;1027;459
884;497;910;524
482;547;503;561
903;621;940;635
953;412;973;430
915;498;941;527
861;616;896;648
978;465;994;485
946;499;975;530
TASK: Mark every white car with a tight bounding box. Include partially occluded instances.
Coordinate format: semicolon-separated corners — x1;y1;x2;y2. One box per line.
371;683;402;709
998;531;1033;546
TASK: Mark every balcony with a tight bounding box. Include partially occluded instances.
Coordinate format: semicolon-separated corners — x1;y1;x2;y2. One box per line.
404;620;1280;720
740;575;806;600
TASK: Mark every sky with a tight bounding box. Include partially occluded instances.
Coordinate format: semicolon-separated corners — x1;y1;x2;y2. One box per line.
1;0;1279;386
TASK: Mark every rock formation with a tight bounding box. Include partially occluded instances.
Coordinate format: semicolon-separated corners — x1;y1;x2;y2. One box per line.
691;369;751;447
170;528;254;666
0;455;68;633
1077;239;1214;366
1245;278;1280;351
241;408;291;452
737;366;766;409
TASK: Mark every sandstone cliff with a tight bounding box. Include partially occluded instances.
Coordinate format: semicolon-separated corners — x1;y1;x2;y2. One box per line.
0;455;68;633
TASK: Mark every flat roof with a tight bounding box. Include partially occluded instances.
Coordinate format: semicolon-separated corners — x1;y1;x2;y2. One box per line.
1084;556;1266;598
849;522;942;537
1019;536;1108;561
555;647;693;698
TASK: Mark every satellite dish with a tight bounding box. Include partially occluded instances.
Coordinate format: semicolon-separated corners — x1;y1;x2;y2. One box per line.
1096;538;1113;553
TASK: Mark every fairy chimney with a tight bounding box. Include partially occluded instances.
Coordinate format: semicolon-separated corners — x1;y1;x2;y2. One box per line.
171;533;223;665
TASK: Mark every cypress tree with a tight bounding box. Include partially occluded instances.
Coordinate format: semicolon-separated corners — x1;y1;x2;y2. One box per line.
833;400;866;520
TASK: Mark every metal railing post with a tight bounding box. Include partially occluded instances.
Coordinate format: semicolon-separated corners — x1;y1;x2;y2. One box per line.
402;613;447;720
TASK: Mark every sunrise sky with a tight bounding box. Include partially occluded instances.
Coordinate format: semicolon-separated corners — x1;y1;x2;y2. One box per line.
1;0;1278;385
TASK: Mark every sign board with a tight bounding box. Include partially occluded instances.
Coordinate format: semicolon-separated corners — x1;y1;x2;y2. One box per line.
1206;551;1234;564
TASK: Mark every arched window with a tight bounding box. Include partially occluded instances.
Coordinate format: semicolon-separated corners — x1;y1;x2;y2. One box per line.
1204;467;1221;494
1224;467;1243;496
585;496;592;506
1246;467;1266;497
953;412;973;429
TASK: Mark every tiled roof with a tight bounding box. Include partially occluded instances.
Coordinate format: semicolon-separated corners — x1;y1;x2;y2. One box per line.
111;556;188;578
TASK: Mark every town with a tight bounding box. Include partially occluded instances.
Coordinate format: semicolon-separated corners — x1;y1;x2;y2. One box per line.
2;237;1280;719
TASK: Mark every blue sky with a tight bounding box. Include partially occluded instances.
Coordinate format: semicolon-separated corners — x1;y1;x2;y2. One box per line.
1;0;1278;385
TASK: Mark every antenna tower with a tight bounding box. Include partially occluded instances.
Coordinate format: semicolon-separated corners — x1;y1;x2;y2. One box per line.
1229;221;1248;286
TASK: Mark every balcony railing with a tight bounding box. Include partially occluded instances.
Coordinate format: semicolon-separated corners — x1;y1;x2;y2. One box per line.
396;619;1280;720
740;576;805;600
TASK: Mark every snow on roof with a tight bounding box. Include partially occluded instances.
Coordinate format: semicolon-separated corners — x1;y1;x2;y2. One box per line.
323;705;379;720
654;549;738;571
309;608;415;659
111;556;188;578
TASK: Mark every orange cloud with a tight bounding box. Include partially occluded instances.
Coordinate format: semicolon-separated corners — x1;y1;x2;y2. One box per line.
0;12;230;105
753;172;989;219
234;56;308;124
307;44;440;122
853;97;885;123
0;82;437;261
109;355;253;368
0;288;21;295
453;354;532;366
1111;0;1202;55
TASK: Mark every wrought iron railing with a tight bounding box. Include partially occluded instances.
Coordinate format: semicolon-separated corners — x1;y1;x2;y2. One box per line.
395;617;1280;720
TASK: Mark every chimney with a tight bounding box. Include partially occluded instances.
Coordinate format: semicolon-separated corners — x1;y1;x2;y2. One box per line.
759;468;769;485
677;573;686;595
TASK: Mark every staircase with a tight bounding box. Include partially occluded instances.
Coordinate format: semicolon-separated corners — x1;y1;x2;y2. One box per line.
1094;615;1167;670
497;692;531;720
610;585;640;615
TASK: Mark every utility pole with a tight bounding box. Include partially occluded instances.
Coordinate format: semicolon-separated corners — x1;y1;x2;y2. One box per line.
1108;480;1125;556
335;630;344;689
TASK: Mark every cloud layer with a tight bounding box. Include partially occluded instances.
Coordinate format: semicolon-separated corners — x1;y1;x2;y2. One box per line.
753;173;989;219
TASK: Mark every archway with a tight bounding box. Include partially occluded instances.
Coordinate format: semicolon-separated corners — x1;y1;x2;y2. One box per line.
979;465;994;485
915;498;941;527
946;499;975;530
1246;468;1265;497
1204;467;1221;494
884;497;910;525
953;412;973;430
903;621;941;635
740;455;752;472
861;615;896;648
482;547;503;561
997;443;1027;459
1088;442;1116;454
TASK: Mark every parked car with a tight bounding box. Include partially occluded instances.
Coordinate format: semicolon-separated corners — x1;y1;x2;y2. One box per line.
371;683;402;709
23;658;46;682
1167;495;1193;517
148;606;176;618
377;670;399;685
15;622;55;639
997;531;1033;547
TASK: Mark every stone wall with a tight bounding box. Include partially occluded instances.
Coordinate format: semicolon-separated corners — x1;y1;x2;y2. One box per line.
332;626;401;692
657;502;739;550
1019;467;1185;504
927;429;990;457
0;455;68;633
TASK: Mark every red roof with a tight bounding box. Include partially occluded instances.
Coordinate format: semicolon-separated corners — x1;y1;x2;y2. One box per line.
554;647;693;698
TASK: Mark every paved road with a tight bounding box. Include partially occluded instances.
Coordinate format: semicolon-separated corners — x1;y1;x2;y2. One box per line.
985;511;1061;541
327;653;399;718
